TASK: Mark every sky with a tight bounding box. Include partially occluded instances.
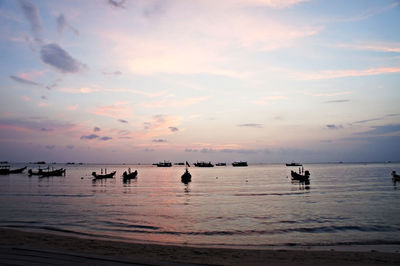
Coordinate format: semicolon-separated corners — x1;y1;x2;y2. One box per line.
0;0;399;164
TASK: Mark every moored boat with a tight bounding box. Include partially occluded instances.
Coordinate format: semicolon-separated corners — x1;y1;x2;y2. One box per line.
216;162;226;166
28;168;43;176
181;169;192;183
123;169;138;181
9;166;27;174
392;171;400;181
0;165;10;175
156;161;172;167
286;162;302;167
40;168;66;177
92;171;116;179
232;161;248;167
291;170;310;182
194;161;214;167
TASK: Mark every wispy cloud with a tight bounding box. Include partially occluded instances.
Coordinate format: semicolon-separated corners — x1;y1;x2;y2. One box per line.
45;145;55;150
102;70;122;75
309;91;353;97
152;139;167;143
18;0;43;42
168;126;179;132
141;96;209;108
93;127;101;132
351;114;400;125
93;101;130;119
57;13;79;36
354;124;400;136
100;136;112;141
324;99;350;103
337;42;400;53
228;0;311;9
254;95;287;105
326;124;343;130
80;134;99;140
141;115;182;140
9;75;40;86
107;0;126;9
298;67;400;80
67;104;78;111
118;119;128;123
40;43;86;73
238;123;263;128
102;1;319;77
0;117;75;134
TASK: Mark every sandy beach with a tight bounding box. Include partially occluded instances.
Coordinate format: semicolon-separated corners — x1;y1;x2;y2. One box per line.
0;228;399;265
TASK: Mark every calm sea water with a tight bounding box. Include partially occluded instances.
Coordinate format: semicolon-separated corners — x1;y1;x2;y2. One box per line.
1;163;400;249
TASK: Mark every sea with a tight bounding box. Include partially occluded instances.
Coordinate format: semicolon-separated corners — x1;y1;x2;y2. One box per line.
1;163;400;251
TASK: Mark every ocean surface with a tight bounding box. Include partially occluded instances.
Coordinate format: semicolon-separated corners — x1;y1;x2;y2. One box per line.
1;163;400;249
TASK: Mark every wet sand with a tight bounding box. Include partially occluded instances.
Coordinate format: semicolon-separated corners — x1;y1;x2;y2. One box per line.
0;228;399;265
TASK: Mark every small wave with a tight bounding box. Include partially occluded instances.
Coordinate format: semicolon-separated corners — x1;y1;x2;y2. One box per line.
233;192;308;197
0;193;93;198
90;224;399;237
101;220;160;230
2;225;99;237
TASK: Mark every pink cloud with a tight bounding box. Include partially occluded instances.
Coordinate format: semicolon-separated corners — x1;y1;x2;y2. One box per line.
254;95;287;105
337;43;400;53
141;96;209;108
19;70;47;80
67;104;78;111
92;101;131;119
298;67;400;80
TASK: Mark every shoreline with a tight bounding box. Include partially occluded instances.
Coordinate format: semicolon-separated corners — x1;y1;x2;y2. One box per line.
1;228;400;265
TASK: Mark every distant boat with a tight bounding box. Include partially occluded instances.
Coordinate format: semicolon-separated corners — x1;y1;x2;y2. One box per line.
291;170;310;182
286;162;302;167
181;168;192;183
92;171;116;179
232;161;248;167
194;161;214;167
123;169;138;181
392;171;400;181
9;166;27;174
156;161;172;167
174;162;185;165
216;162;226;166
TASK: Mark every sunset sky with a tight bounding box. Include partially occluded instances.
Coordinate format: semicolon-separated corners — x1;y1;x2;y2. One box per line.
0;0;399;163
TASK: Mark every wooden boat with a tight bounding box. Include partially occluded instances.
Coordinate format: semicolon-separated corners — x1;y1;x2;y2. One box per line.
232;161;248;167
216;162;226;166
28;168;43;176
181;169;192;183
40;168;66;177
123;170;138;180
92;171;116;179
194;161;214;167
9;166;27;174
291;170;310;182
392;171;400;181
286;162;302;167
